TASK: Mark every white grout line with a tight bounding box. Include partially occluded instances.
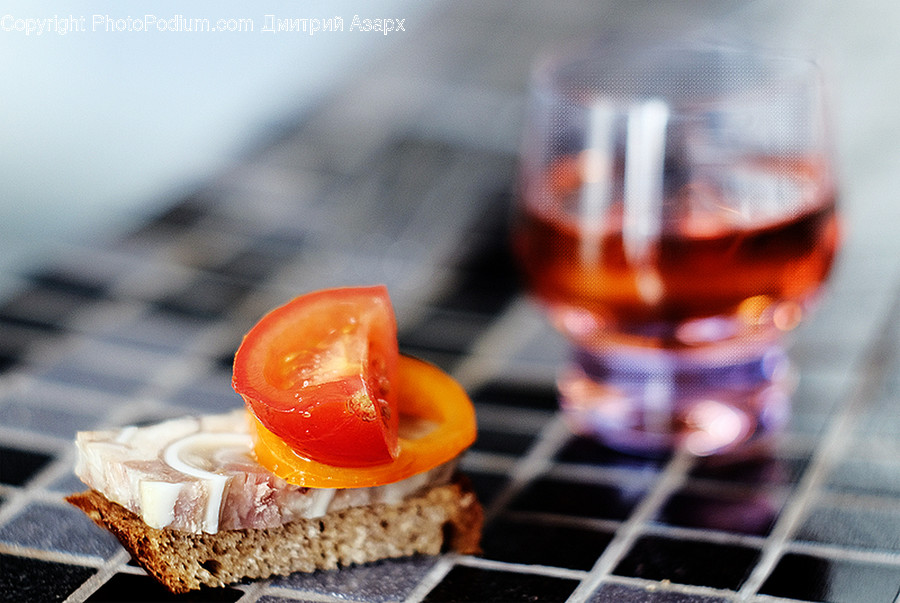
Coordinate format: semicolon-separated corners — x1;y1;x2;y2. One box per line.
62;549;132;603
234;582;274;603
602;573;746;601
0;543;109;569
784;540;900;567
481;415;574;525
737;285;900;599
502;509;623;534
565;448;697;603
404;555;457;603
637;522;770;550
455;555;589;582
450;296;546;392
257;585;348;602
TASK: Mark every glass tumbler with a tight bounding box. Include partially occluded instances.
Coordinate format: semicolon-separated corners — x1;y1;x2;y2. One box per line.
512;42;841;456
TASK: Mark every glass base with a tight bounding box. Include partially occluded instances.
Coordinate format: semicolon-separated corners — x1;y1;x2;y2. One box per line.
557;344;795;457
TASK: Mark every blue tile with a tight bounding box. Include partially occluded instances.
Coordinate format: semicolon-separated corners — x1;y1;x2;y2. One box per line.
759;552;900;602
399;308;493;356
48;470;88;495
691;453;809;485
99;309;210;353
422;565;579;602
151;275;250;320
0;286;84;332
0;319;58;374
165;377;242;414
271;557;435;602
36;365;145;397
825;457;900;498
86;571;242;602
556;435;669;471
589;583;730;602
208;244;297;284
0;502;121;559
471;382;558;412
0;445;53;486
510;476;645;521
472;426;537;456
481;515;612;570
28;268;108;300
656;487;784;536
463;471;509;507
0;401;100;440
0;553;96;603
796;503;900;552
613;536;760;591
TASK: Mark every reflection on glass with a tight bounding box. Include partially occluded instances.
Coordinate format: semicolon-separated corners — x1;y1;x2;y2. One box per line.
513;41;841;456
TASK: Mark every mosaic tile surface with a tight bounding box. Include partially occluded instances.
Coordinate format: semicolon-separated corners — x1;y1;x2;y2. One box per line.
1;1;899;602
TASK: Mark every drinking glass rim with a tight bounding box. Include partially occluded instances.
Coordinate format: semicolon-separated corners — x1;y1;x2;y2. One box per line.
530;38;825;111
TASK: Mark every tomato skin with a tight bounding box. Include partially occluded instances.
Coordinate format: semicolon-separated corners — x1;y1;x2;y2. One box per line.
250;355;477;488
232;286;399;467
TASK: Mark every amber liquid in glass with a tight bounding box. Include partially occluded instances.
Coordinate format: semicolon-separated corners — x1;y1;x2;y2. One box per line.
514;157;841;353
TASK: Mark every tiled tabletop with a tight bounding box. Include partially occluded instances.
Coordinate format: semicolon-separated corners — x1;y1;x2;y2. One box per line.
2;1;900;602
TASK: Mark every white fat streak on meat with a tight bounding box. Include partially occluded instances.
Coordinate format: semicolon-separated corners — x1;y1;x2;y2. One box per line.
163;432;256;532
73;410;456;534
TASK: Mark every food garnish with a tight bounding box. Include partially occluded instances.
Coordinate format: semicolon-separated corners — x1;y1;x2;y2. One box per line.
233;286;477;487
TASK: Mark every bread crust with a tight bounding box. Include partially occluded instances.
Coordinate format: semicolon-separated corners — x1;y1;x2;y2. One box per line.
66;475;482;594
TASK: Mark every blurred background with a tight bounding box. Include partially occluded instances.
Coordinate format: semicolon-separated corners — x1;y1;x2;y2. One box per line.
1;4;899;600
1;0;898;292
0;0;434;283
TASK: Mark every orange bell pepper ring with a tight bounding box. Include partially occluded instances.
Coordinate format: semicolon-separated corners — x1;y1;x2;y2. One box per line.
250;355;477;489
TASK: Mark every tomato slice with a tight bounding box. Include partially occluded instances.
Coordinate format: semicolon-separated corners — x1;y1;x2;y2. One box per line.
249;355;477;488
232;286;399;467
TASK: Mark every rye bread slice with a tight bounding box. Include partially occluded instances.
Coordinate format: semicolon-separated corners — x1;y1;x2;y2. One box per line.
67;475;482;594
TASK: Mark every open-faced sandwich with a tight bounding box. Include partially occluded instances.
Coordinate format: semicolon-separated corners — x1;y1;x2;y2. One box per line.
66;286;482;594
